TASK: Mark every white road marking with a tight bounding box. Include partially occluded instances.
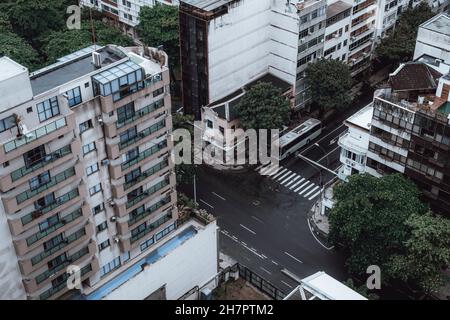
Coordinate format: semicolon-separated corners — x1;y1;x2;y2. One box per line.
294;181;311;193
284;175;301;187
276;170;292;181
240;224;256;235
289;178;305;190
260;267;272;275
221;231;265;258
284;251;303;264
271;260;279;266
212;192;226;201
261;254;268;259
261;165;280;176
281;280;293;289
299;184;316;196
232;236;238;241
255;163;270;171
279;172;297;184
304;185;320;197
308;189;322;201
270;168;287;179
222;230;229;235
251;215;264;223
199;199;214;209
241;242;247;246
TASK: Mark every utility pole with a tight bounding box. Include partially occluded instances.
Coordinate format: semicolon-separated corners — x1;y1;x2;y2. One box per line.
296;153;338;176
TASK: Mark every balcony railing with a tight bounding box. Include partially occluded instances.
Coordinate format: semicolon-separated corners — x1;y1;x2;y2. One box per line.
126;178;170;209
3;117;67;154
26;208;83;247
128;196;171;227
116;99;165;129
35;245;89;285
16;167;76;205
30;227;86;266
123;159;169;190
21;189;80;226
119;119;166;150
130;211;172;243
39;263;92;300
121;140;168;171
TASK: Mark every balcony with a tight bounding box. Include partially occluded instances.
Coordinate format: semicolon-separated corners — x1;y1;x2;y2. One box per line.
16;166;77;205
122;140;168;171
0;113;75;162
123;159;170;191
125;178;171;209
116;99;165;129
128;195;172;227
119;119;166;150
130;211;173;244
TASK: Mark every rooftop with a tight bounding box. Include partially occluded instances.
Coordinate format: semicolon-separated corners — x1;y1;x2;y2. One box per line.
181;0;232;11
0;56;28;82
420;13;450;36
29;46;126;96
345;103;373;131
326;0;352;18
389;62;442;92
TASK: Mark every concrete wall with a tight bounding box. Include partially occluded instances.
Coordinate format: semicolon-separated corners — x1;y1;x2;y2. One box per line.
102;221;218;300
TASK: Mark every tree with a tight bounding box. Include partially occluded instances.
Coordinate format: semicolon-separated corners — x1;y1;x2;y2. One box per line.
386;213;450;293
375;3;434;64
0;31;40;71
305;58;353;113
137;4;179;71
172;113;196;186
41;21;133;63
235;82;290;131
328;174;427;277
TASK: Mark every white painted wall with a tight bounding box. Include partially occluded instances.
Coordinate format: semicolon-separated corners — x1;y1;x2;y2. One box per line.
102;221;218;300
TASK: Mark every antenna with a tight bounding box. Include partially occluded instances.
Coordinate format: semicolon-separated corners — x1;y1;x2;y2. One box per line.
90;8;97;50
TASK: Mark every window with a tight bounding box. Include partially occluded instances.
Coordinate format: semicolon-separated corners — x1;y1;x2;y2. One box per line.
85;82;90;88
140;237;154;251
34;193;55;209
39;214;59;232
98;239;110;251
44;234;64;251
27;107;33;113
100;257;121;277
47;253;67;270
83;142;96;155
125;168;141;184
29;171;51;190
117;102;135;124
66;87;82;107
86;163;99;176
0;115;16;133
89;183;102;196
120;127;137;144
37;97;60;122
124;147;139;163
79;119;93;134
24;145;46;168
155;223;175;241
93;203;105;215
206;120;213;129
153;87;164;97
96;221;108;233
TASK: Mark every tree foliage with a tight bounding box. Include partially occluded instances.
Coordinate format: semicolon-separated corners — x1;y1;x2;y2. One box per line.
305;58;353;112
172;113;196;185
235;82;290;130
137;4;179;69
329;173;450;293
375;3;434;64
0;30;40;70
41;21;133;63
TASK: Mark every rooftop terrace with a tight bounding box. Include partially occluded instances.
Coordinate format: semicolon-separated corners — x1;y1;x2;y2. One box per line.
421;13;450;36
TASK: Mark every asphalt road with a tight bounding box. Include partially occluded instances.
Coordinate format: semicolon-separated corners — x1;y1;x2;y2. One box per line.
179;91;374;294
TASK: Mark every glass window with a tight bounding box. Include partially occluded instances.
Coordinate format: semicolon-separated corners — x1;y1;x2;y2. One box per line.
24;145;46;168
66;87;82;107
39;214;59;232
79;119;93;134
86;163;99;176
96;221;108;233
0;115;15;133
120;127;137;144
117;102;135;123
83;142;96;155
37;97;60;122
89;183;102;196
93;203;105;215
29;171;51;190
98;239;110;251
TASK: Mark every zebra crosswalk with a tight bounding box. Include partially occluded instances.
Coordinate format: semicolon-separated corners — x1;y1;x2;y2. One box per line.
255;164;322;201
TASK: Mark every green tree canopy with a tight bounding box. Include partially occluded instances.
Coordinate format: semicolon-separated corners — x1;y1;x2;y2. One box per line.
235;82;290;130
0;31;40;70
305;58;353;112
137;4;179;70
375;3;434;64
328;174;427;276
172;113;196;185
386;213;450;293
41;21;133;63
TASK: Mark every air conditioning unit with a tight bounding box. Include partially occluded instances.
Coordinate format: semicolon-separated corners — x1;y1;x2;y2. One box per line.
113;237;120;243
97;116;104;125
110;216;117;222
109;200;116;207
101;159;110;166
92;52;102;68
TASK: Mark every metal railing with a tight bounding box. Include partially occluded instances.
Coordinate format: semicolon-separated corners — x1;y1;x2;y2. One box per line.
119;119;166;150
123;159;169;190
128;196;171;227
130;211;172;243
116;99;165;129
125;178;170;209
238;264;286;300
121;140;168;170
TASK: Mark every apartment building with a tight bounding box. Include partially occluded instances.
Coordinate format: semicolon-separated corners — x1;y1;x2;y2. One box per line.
80;0;179;36
0;45;218;300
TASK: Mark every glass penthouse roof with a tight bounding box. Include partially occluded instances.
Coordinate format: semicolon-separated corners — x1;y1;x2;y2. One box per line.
92;60;142;85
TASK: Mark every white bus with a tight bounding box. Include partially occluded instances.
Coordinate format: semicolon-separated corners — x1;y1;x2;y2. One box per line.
277;118;322;160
